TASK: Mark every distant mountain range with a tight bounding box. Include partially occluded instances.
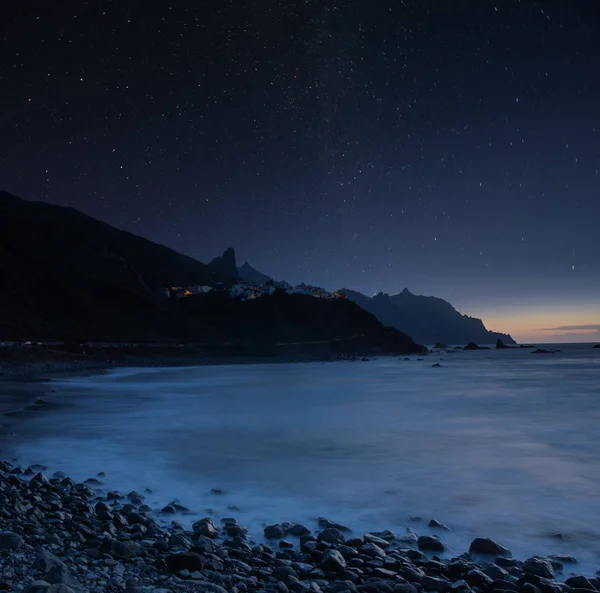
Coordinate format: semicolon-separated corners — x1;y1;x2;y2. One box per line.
340;288;516;345
236;260;516;345
0;192;424;354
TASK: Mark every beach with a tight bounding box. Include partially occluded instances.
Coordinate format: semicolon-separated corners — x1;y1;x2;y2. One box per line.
2;345;600;591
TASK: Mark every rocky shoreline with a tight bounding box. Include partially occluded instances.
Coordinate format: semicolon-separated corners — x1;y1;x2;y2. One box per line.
1;461;598;593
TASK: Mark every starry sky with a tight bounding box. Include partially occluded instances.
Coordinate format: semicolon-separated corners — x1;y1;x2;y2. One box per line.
1;1;599;343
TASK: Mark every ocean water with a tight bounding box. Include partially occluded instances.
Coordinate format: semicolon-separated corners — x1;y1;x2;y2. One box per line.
3;344;600;574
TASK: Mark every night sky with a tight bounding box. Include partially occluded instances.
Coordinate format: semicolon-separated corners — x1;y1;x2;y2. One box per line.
1;1;599;342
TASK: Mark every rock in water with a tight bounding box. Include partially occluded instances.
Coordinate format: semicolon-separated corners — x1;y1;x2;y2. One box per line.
468;537;512;557
287;523;311;536
417;535;445;551
429;519;451;531
522;557;555;578
264;524;287;539
192;517;219;538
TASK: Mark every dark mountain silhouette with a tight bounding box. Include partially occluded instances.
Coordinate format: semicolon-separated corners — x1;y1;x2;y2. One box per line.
0;192;424;354
208;247;239;279
224;259;516;346
174;291;426;355
339;288;516;345
238;261;273;285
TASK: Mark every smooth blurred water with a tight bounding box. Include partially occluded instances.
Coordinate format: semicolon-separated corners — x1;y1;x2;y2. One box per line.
4;344;600;574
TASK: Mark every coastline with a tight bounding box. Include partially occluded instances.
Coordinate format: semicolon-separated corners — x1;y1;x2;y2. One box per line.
1;460;596;592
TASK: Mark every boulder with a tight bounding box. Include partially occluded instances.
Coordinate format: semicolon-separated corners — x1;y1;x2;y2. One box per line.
287;523;311;536
523;557;555;579
565;576;595;590
101;537;140;559
264;524;287;539
33;550;65;573
465;569;493;588
421;576;451;592
469;537;512;557
24;582;52;593
321;549;347;572
0;531;23;550
192;517;219;538
45;564;80;590
361;542;386;558
318;527;346;545
318;518;351;532
464;343;489;350
165;552;206;573
490;580;519;592
417;535;445;552
428;519;451;531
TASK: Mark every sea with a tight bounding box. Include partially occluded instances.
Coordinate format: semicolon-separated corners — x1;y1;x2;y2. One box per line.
2;343;600;574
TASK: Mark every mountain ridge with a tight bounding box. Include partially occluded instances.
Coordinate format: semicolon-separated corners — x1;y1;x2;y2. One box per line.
340;288;516;345
0;192;424;355
232;258;515;345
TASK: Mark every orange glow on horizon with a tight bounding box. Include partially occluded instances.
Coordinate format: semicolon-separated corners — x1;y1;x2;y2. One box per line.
472;307;600;344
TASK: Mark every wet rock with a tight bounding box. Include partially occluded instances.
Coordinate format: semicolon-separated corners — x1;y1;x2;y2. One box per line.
449;581;472;593
549;555;578;564
338;545;360;559
161;505;177;514
165;552;206;573
491;580;519;592
24;582;52;593
422;575;451;592
45;564;80;590
101;537;140;559
469;537;512;557
428;519;451;531
361;542;386;558
0;531;23;550
288;524;311;536
364;533;390;547
33;550;65;573
417;535;445;552
466;569;493;588
484;565;510;580
264;524;287;539
395;586;419;593
523;557;555;579
318;527;346;545
397;532;418;545
565;577;595;590
321;549;347;572
273;566;300;584
318;518;351;532
192;517;219;538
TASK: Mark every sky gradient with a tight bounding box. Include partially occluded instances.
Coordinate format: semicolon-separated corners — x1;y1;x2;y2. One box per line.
1;1;598;343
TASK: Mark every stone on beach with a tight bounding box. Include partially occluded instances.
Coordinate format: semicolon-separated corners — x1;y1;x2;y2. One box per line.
318;527;347;545
417;535;445;552
469;537;512;557
264;523;287;539
1;457;599;593
320;549;347;572
0;531;24;550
